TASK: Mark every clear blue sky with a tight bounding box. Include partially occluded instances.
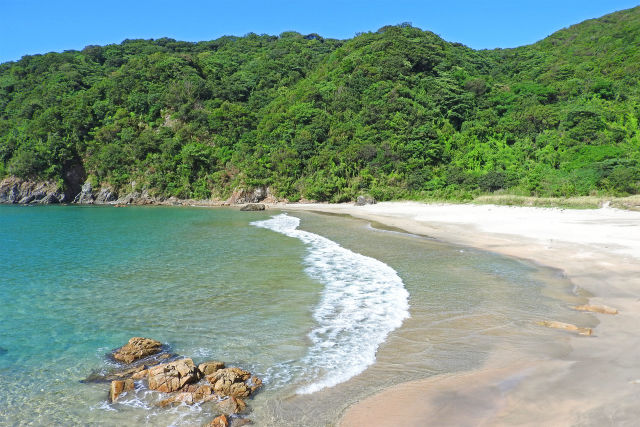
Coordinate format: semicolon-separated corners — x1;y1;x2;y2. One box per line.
1;0;638;63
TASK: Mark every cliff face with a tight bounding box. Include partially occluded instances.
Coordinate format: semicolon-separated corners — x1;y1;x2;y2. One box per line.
0;176;280;206
0;177;68;204
0;177;125;205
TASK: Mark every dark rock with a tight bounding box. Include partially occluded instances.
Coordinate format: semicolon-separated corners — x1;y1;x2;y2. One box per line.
227;187;270;204
1;178;68;205
95;188;117;203
63;164;86;200
39;193;60;204
0;347;7;355
73;180;95;204
148;358;200;393
18;195;35;204
355;195;376;206
239;203;265;211
8;185;19;203
112;337;163;364
32;191;46;201
115;191;156;205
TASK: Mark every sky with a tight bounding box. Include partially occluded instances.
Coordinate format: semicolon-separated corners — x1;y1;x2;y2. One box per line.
1;0;638;63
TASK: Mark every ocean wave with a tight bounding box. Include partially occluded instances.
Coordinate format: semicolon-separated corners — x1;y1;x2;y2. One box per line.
251;213;409;394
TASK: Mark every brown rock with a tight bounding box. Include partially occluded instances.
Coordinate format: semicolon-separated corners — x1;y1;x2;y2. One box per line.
113;337;163;364
198;361;225;376
180;384;199;393
193;384;216;401
249;376;262;393
208;415;229;427
207;367;252;398
228;382;250;398
131;369;148;380
148;358;200;393
158;392;195;408
218;396;247;414
572;304;618;315
538;320;593;336
109;379;134;403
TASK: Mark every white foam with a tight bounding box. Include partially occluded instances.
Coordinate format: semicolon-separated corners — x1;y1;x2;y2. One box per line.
252;214;410;394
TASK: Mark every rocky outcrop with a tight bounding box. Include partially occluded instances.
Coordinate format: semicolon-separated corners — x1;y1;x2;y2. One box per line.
227;186;280;204
207;367;253;398
355;195;376;206
112;337;164;364
147;358;200;393
73;180;95;204
239;203;265;211
115;190;156;205
227;187;267;204
89;336;262;425
72;180;118;204
109;379;134;402
0;176;121;205
0;177;67;204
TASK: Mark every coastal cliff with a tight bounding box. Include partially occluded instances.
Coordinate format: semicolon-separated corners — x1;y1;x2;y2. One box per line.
0;176;282;206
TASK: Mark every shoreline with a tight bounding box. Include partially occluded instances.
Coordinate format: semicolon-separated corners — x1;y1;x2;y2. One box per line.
281;201;640;426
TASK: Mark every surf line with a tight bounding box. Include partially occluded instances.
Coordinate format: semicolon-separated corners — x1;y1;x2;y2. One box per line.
252;213;410;394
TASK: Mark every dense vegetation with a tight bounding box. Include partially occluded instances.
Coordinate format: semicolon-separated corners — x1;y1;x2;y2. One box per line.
1;7;639;201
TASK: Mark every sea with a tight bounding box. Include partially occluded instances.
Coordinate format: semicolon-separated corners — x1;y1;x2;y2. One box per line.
0;205;595;426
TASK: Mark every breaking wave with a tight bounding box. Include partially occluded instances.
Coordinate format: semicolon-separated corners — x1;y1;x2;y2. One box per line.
252;213;410;394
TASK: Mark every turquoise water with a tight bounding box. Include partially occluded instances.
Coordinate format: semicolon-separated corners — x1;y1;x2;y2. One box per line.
0;206;592;426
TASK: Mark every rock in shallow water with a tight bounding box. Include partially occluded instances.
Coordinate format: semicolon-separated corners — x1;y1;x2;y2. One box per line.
218;396;247;414
148;358;200;393
572;304;618;315
109;379;134;403
198;361;226;376
207;367;252;398
538;320;592;336
113;337;163;364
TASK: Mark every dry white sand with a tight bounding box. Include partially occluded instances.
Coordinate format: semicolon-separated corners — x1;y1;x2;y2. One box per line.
279;201;640;426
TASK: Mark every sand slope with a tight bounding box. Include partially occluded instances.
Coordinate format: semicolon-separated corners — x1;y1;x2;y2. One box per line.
281;202;640;426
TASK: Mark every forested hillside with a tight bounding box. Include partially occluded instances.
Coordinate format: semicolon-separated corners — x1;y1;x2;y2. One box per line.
1;6;639;202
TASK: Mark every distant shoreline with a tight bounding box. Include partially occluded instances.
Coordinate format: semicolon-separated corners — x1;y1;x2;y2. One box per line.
281;201;640;426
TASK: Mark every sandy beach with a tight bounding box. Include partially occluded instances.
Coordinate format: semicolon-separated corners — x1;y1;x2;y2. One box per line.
282;201;640;426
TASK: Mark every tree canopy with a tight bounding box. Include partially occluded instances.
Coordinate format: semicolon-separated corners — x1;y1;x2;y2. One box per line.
1;6;639;201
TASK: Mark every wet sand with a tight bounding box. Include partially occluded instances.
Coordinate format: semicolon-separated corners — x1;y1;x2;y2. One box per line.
281;202;640;426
